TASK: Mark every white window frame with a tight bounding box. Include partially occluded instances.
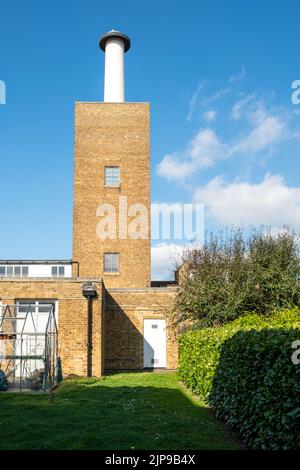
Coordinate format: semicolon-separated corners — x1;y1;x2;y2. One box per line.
0;265;29;277
16;299;58;323
51;266;65;277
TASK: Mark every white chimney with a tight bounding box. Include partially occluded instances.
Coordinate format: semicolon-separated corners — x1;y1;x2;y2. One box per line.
99;30;131;103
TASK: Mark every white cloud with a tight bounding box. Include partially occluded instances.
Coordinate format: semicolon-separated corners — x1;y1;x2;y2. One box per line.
202;110;217;123
157;128;225;182
189;128;223;164
151;243;184;280
291;130;300;141
203;87;230;106
230;115;286;154
195;174;300;229
229;65;246;84
156;155;193;182
231;94;256;120
187;80;206;121
229;98;287;155
158;97;288;183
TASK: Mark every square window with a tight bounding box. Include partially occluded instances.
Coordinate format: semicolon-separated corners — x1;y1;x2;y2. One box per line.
21;266;29;277
7;266;13;276
0;266;6;276
51;266;58;277
58;266;65;277
104;253;119;273
14;266;21;277
105;167;120;187
17;301;36;313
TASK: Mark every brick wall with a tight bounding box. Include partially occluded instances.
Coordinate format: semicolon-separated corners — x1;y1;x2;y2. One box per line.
0;278;104;377
105;287;179;370
72;102;151;288
0;279;179;375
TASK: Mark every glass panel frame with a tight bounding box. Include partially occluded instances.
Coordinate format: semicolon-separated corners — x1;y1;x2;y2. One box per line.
104;166;120;187
104;253;120;273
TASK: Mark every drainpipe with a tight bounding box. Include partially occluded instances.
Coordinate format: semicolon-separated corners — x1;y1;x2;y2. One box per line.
72;261;80;277
82;283;97;377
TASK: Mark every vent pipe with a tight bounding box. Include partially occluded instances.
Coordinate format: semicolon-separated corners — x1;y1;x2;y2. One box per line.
99;30;131;102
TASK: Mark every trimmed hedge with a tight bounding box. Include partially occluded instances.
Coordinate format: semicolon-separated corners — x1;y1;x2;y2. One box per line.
178;309;300;449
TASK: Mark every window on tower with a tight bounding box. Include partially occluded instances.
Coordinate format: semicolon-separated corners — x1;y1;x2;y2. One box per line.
104;166;120;187
104;253;120;273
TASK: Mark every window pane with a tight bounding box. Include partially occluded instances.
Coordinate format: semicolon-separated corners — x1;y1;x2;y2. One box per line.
17;302;36;313
51;266;58;276
7;266;13;276
105;167;120;186
104;253;119;273
22;266;29;277
38;301;54;313
14;266;21;277
58;266;65;277
0;266;6;276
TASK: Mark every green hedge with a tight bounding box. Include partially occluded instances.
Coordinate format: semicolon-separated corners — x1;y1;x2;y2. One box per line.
178;309;300;449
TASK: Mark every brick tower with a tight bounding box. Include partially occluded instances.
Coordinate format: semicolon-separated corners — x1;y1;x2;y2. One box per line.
72;31;151;288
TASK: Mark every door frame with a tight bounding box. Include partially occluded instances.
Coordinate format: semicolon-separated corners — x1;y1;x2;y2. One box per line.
143;317;167;369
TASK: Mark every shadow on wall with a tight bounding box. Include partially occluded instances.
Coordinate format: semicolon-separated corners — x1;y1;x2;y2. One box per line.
104;291;154;370
0;379;240;450
209;328;300;450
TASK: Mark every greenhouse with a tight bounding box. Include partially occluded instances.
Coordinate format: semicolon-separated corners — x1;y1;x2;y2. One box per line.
0;303;58;392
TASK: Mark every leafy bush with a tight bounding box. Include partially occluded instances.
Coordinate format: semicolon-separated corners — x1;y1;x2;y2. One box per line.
210;328;300;449
174;229;300;327
178;309;300;449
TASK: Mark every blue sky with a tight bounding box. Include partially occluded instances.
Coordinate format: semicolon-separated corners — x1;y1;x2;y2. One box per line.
0;0;300;279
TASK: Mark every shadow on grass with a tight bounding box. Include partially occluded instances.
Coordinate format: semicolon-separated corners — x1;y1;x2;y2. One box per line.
0;373;240;450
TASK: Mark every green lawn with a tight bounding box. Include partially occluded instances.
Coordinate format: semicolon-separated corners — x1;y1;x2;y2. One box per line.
0;372;240;450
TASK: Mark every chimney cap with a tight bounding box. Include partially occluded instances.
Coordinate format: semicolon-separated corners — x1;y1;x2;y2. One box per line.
99;30;131;53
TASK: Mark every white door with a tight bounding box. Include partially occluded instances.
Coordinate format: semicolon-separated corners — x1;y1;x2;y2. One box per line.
143;319;166;368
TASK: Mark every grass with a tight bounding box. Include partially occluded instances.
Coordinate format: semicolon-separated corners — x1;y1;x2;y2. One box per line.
0;372;241;450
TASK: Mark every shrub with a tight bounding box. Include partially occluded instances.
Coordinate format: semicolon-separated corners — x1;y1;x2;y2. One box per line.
174;229;300;327
209;329;300;449
178;309;300;449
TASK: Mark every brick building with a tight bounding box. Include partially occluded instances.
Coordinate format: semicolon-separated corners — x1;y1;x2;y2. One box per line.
0;31;179;378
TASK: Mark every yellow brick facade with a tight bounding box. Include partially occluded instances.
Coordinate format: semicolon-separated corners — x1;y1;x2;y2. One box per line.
0;99;180;377
105;287;178;370
0;279;105;377
72;102;151;289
